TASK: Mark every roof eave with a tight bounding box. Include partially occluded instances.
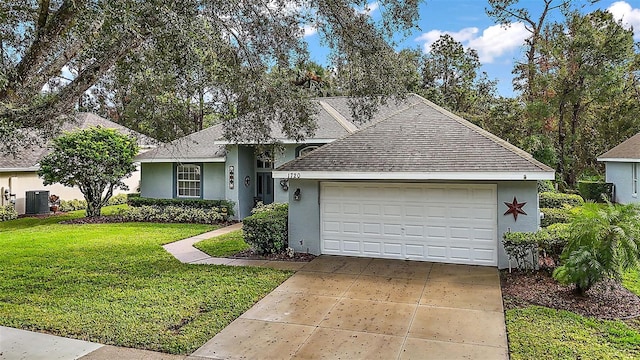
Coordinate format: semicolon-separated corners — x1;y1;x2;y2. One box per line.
137;157;226;163
0;167;39;172
597;157;640;163
214;138;337;145
272;170;555;181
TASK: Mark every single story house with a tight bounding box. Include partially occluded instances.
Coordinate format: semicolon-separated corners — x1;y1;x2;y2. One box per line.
0;113;156;214
597;133;640;204
138;94;554;269
136;96;407;218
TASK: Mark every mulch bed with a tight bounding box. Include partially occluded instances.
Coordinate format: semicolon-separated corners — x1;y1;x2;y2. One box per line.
230;249;316;262
501;270;640;320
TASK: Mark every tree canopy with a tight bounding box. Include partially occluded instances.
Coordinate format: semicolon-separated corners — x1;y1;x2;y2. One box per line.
0;0;421;147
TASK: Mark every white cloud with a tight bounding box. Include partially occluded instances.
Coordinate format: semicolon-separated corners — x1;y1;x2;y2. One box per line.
468;23;529;63
356;2;379;16
303;24;317;37
415;27;479;51
415;23;528;64
608;1;640;40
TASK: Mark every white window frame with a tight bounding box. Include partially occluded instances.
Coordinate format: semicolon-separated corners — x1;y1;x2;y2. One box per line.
298;145;319;157
176;164;201;198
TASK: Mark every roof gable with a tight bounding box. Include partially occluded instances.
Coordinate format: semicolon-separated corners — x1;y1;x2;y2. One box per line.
598;133;640;162
275;95;554;179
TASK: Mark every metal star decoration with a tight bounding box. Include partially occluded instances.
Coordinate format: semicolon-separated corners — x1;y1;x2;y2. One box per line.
504;197;527;221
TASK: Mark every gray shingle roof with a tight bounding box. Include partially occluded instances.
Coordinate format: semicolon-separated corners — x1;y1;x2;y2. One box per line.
276;95;554;174
135;124;227;162
0;113;157;171
598;133;640;161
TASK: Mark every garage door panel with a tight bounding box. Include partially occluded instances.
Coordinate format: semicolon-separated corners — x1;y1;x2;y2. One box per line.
321;182;497;266
383;242;403;256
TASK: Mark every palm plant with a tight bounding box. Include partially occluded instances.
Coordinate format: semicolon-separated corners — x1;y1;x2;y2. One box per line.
553;202;640;295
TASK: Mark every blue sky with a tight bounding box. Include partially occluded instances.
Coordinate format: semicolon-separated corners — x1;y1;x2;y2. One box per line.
304;0;640;97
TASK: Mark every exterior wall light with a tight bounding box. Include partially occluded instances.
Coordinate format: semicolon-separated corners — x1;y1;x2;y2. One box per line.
279;179;289;191
294;188;301;201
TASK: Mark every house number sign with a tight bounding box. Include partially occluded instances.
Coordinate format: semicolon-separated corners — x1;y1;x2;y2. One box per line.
287;173;301;179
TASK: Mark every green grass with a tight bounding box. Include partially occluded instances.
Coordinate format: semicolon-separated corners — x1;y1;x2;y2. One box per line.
0;207;292;354
194;230;249;257
623;268;640;296
506;306;640;360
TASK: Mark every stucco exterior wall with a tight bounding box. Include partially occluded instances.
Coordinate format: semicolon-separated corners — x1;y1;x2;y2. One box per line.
274;145;297;203
285;179;540;269
496;180;539;269
202;163;225;200
287;179;321;254
226;145;256;219
140;163;174;199
0;167;141;215
605;162;638;204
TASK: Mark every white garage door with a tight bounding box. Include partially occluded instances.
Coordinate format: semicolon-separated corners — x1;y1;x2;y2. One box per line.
321;182;498;266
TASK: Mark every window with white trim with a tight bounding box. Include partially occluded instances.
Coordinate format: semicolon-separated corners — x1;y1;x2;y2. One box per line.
298;145;319;157
633;163;638;195
177;164;201;198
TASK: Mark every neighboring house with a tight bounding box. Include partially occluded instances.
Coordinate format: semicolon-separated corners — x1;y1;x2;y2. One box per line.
597;133;640;204
138;94;554;269
0;113;156;214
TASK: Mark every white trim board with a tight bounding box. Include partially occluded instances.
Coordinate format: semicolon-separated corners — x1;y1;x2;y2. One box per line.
137;157;226;163
597;158;640;163
272;170;555;181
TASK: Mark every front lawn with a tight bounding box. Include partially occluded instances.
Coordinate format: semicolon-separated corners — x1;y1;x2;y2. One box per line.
194;229;249;257
623;268;640;296
506;306;640;360
0;208;292;354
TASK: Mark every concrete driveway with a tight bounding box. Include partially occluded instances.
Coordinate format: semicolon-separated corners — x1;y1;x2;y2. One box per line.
191;255;508;360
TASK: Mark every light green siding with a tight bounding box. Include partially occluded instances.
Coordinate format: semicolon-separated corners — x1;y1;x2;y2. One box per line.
140;163;173;198
202;163;225;199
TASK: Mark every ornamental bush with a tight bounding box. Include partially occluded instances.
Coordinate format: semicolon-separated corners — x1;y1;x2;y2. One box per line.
115;205;226;224
59;194;130;212
540;207;572;227
0;205;18;222
553;202;640;295
539;192;584;209
243;203;288;255
127;196;234;216
577;181;613;202
503;224;571;270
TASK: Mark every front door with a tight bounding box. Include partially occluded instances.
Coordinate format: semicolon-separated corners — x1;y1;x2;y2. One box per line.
256;172;274;204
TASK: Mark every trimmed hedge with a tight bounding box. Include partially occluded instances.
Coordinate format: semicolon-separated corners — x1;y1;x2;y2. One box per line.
59;194;129;212
539;192;584;209
503;224;570;270
243;203;288;255
540;207;571;227
127;196;234;216
115;205;226;224
537;180;555;193
0;205;18;222
577;181;613;202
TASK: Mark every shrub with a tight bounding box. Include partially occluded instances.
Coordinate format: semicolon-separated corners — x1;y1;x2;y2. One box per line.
503;232;538;271
0;205;18;222
128;196;234;216
540;207;572;227
115;205;226;224
243;203;288;255
553;202;640;295
538;223;570;262
577;181;614;202
108;193;128;205
60;199;87;212
539;192;584;209
537;180;555;193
